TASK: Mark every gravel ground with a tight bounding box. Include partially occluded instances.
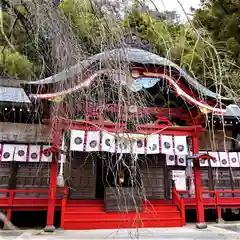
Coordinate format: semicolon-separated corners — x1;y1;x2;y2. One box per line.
1;223;240;239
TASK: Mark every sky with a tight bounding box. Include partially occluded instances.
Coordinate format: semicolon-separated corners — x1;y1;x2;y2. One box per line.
151;0;201;20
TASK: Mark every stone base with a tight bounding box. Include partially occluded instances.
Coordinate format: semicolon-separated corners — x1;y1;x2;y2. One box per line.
44;225;56;232
217;218;225;224
3;223;18;230
196;222;207;229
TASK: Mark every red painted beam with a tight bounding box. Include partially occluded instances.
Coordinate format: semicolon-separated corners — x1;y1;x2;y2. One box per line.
43;118;205;136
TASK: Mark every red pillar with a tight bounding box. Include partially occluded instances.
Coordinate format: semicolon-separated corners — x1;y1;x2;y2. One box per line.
44;126;60;232
192;134;207;229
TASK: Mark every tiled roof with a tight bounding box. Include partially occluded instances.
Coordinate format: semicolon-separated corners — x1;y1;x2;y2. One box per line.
0;86;30;103
25;48;231;102
212;104;240;118
224;104;240;117
0;78;25;87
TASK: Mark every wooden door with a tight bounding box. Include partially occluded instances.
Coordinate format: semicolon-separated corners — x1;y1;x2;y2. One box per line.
16;162;50;198
141;155;165;199
68;152;97;199
0;163;11;197
104;187;142;212
201;167;213;197
212;168;232;197
230;169;240;197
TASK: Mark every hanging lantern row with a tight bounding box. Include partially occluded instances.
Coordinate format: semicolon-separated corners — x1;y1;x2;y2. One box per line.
2;107;239;125
207;119;239;125
3;108;30;112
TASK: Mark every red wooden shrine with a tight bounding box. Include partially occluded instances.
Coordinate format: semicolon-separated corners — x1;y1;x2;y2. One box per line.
0;48;240;231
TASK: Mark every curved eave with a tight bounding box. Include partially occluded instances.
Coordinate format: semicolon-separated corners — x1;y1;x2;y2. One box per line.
26;70;226;114
23;48;231;102
131;63;232;105
21;48;231;114
212;104;240;119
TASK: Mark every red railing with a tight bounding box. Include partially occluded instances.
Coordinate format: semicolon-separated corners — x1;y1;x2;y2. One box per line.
178;189;240;220
172;186;186;226
0;188;66;222
178;189;240;201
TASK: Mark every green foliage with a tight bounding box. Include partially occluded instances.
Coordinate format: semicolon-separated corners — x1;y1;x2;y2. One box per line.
192;0;240;96
60;0;100;49
123;7;221;89
0;6;40;80
0;47;34;80
194;1;240;59
60;0;122;54
0;0;239;98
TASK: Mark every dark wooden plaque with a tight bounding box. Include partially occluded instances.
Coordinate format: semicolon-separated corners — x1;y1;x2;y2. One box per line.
198;130;232;151
0;122;51;143
104;187;142;212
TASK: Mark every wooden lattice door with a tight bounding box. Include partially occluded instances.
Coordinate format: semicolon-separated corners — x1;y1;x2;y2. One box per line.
16;163;50;197
230;169;240;197
212;168;232;197
0;163;11;197
68;152;97;199
141;155;165;199
200;167;212;197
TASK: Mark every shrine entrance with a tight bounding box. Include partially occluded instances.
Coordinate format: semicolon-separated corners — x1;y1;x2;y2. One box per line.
101;153;141;188
67;152;97;200
95;152;143;203
67;152;168;204
98;153;168;212
102;153;142;212
141;154;167;200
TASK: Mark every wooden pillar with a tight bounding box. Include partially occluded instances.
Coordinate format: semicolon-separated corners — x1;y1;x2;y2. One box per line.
8;162;18;190
5;161;18;224
44;125;60;232
216;192;224;223
44;157;58;232
192;134;207;229
60;186;68;229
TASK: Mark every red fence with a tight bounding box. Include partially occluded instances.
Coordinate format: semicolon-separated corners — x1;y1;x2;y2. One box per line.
172;187;186;225
0;188;66;224
178;189;240;220
5;187;240;227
